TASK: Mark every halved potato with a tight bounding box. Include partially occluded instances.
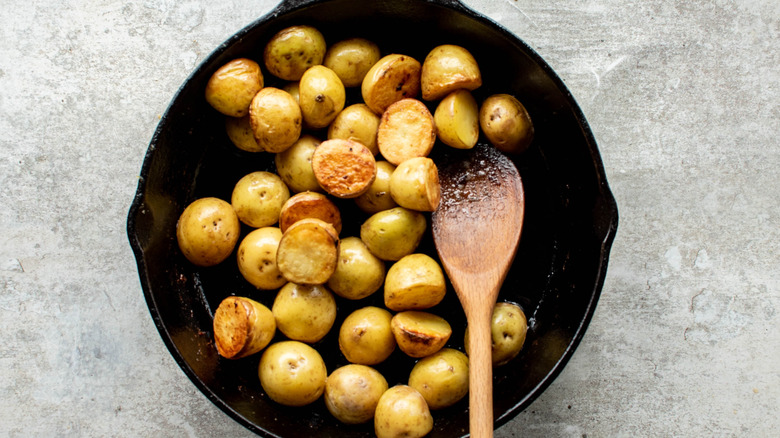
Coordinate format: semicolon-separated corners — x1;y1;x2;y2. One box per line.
389;157;440;212
248;87;302;153
312;138;377;198
384;253;446;311
276;218;339;285
421;44;481;101
213;296;276;359
205;58;264;117
354;160;398;214
361;54;421;115
391;311;452;358
279;191;342;234
376;98;436;166
433;89;479;150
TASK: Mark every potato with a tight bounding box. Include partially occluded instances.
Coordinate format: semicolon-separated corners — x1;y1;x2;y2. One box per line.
299;65;346;129
361;54;421;115
274;134;322;194
433;89;479;150
272;282;337;343
213;296;276;359
374;385;433;438
311;138;377;198
176;197;240;267
408;348;469;409
323;38;381;87
276;218;339;285
279;191;342;234
339;306;396;365
205;58;264;117
465;302;528;366
389;157;440;212
327;103;381;155
354;160;398;214
225;114;262;152
327;237;385;300
263;25;326;81
360;207;426;261
324;364;388;424
282;81;300;103
231;171;290;228
376;98;436;166
249;87;302;153
259;340;327;407
391;311;452;358
479;93;534;154
421;44;481;101
236;227;286;290
384;253;446;311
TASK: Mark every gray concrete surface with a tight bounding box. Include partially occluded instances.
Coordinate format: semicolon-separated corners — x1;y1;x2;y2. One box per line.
1;0;777;436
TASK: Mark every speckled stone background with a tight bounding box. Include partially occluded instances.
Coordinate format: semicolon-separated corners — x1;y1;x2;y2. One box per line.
1;0;777;436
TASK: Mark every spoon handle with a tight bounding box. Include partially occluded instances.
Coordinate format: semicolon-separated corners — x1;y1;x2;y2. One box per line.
467;305;494;438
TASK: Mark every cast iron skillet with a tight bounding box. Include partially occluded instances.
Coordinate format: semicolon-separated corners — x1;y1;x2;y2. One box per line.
126;0;619;436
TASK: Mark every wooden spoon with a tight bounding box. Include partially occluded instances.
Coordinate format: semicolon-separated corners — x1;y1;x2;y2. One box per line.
432;145;525;438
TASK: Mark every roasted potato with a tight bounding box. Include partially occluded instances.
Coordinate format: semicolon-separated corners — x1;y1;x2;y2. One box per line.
299;65;346;129
279;191;342;234
374;385;433;438
231;171;290;228
272;282;337;343
389;157;440;212
259;340;327;406
248;87;302;153
421;44;481;101
274;134;323;194
263;25;326;81
408;348;469;409
360;207;426;261
327;103;381;155
465;302;528;366
339;306;396;366
324;364;388;424
384;253;446;311
276;218;339;285
225;114;263;152
327;236;386;300
376;98;436;166
237;227;286;290
354;160;398;214
391;311;452;358
479;93;534;154
433;89;479;150
282;81;300;103
205;58;264;117
176;197;240;267
361;54;421;115
213;296;276;359
323;38;381;87
311;138;377;198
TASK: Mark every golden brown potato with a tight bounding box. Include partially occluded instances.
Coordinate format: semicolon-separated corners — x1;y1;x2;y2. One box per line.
236;227;286;290
259;340;327;406
339;306;396;365
272;282;337;343
231;171;290;228
354;160;398;214
361;54;421;115
374;385;433;438
388;157;440;212
324;364;388;424
421;44;481;101
433;89;479;150
360;207;426;261
176;197;240;267
384;253;446;311
408;348;469;409
274;135;323;194
276;218;339;285
323;38;381;87
205;58;264;117
299;65;346;129
311;138;377;198
213;296;276;359
391;311;452;358
225;114;263;152
263;25;326;81
327;103;381;155
279;191;342;235
465;302;528;366
248;87;302;153
327;237;386;300
376;98;436;166
479;93;534;154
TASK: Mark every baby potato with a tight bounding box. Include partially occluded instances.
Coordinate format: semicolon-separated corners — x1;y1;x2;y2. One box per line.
312;138;377;199
249;87;302;153
323;38;381;87
324;364;388;424
360;207;426;261
421;44;481;101
465;302;528;366
272;282;337;343
176;197;240;267
354;160;398;214
213;296;276;359
299;65;346;129
384;254;446;311
279;191;342;235
263;25;326;81
391;311;452;358
231;171;290;228
361;54;421;115
479;93;534;154
433;89;479;150
276;218;339;285
327;237;386;300
274;135;323;194
339;306;396;365
282;81;300;103
376;98;436;166
327;103;381;155
225;114;263;152
389;157;441;212
205;58;264;117
408;348;469;409
237;227;286;290
374;385;433;438
259;340;327;407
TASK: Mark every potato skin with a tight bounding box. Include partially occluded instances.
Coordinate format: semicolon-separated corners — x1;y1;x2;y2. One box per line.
421;44;481;101
213;296;276;359
408;348;469;410
384;253;446;311
205;58;264;117
391;311;452;358
249;87;302;153
360;207;426;261
389;157;440;212
299;65;346;129
339;306;396;365
274;135;323;194
324;364;388;424
272;282;337;343
328;103;381;155
324;38;381;87
354;161;398;214
361;54;421;115
479;94;534;154
225;114;263;152
374;385;433;438
237;227;286;290
231;171;290;228
327;237;386;300
263;25;326;81
465;302;528;366
433;89;479;150
259;340;327;406
176;197;240;267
